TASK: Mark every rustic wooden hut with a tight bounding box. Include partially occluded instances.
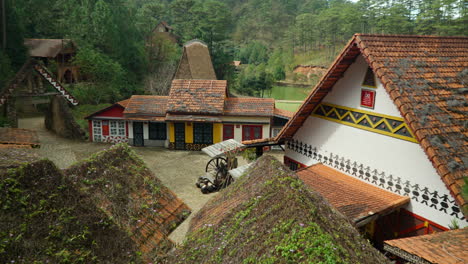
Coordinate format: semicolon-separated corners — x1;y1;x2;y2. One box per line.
174;40;217;80
24;38;79;83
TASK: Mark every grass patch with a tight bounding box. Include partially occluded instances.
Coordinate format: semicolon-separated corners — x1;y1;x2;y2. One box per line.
275;101;303;112
291;46;342;67
264;85;311;101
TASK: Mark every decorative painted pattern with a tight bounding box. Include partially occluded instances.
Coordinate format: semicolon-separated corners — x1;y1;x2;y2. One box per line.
286;139;465;221
312;103;417;143
168;142;210;151
102;136;128;144
34;64;79;105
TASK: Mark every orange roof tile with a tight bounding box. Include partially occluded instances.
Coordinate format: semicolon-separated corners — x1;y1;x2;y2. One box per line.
116;99;130;108
384;228;468;264
274;108;294;119
0;127;40;147
278;34;468;215
124;95;168;116
224;97;274;116
297;163;410;225
168;79;227;114
165;114;222;122
125;115;166;122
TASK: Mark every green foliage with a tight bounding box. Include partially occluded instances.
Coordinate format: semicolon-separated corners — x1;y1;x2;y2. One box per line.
235;63;274;97
74;46;124;85
241;148;257;162
237;41;269;65
0;50;14;90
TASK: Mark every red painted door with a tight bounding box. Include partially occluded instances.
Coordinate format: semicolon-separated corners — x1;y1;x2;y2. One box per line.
102;120;109;136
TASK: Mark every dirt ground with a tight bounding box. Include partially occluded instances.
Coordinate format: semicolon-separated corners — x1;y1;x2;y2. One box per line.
17;116;284;244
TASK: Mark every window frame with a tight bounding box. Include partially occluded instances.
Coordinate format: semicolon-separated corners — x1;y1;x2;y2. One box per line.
223;124;234;140
193;123;213;145
242;125;263;141
92;120;102;142
148;122;167;140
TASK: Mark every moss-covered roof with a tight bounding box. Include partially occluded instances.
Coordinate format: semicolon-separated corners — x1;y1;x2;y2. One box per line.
1;144;191;263
162;155;389;264
0;159;139;263
65;144;191;261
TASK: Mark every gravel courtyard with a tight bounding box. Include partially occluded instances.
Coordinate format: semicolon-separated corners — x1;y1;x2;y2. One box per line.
18;116;284;243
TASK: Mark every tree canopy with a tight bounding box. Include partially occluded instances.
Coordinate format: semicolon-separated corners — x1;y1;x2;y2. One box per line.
0;0;466;104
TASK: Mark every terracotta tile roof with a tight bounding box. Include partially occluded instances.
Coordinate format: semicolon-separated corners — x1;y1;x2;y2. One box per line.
126;115;166;122
174;40;217;80
24;39;75;58
116;99;129;108
242;137;275;145
0;127;40;147
278;34;468;215
167;79;227;114
274;108;294;119
124;95;168;116
224;97;275;116
297;163;410;225
165;114;222;122
384;228;468;264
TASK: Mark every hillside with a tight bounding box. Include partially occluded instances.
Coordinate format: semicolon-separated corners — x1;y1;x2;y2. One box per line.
162;155;389;263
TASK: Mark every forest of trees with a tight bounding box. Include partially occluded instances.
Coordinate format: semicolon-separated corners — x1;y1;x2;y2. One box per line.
0;0;466;102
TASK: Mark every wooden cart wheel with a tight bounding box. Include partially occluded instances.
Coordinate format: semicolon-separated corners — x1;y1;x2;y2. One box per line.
205;157;228;173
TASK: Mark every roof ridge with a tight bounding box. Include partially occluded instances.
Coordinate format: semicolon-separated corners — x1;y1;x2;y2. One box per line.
354;33;468;39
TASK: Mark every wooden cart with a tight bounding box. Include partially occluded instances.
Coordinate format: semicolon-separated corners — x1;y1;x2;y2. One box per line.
197;139;251;193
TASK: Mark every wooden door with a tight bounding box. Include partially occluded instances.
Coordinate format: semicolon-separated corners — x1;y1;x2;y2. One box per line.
133;122;144;147
174;123;185;150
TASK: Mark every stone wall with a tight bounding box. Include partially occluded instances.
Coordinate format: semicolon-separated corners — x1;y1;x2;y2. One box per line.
45;95;85;140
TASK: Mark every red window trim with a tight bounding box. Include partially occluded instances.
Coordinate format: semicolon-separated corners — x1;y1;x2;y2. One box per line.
242;125;262;141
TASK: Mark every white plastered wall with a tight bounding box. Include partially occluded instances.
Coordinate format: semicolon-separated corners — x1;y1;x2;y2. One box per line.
285;55;466;228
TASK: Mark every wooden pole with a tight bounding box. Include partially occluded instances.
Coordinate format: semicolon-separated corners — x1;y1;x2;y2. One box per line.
1;0;5;50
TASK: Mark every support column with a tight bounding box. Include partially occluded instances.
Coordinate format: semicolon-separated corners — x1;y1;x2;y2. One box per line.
256;146;264;158
6;97;17;128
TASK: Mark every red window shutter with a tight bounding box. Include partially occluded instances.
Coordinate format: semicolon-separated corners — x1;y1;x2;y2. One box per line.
102;120;109;136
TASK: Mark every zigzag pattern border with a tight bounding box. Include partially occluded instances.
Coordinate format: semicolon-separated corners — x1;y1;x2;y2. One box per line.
312;103;417;143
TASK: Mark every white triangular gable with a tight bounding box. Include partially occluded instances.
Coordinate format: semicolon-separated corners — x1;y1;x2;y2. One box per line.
285;55;466;228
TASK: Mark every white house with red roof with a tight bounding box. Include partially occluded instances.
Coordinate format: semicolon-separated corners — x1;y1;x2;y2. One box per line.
276;34;467;246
